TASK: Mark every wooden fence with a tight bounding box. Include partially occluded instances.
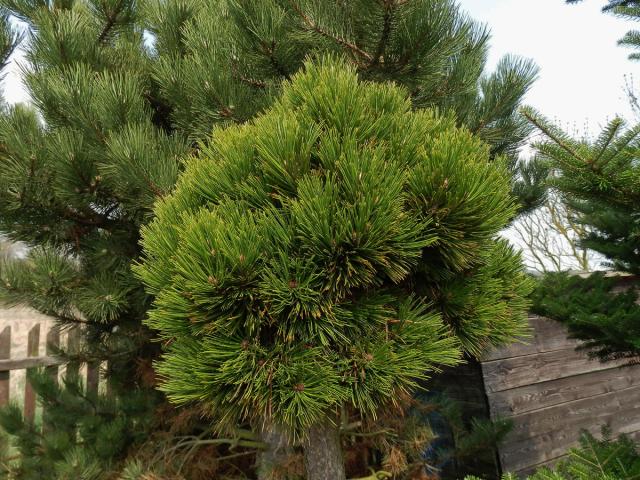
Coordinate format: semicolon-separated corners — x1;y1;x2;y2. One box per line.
0;323;100;424
481;315;640;476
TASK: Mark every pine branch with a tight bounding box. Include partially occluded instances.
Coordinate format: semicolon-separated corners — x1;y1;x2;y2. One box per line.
231;60;268;89
521;107;587;165
370;0;397;67
258;40;290;80
97;0;126;44
288;1;373;63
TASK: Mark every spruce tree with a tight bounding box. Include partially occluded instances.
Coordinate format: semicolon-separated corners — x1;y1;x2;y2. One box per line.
524;110;640;275
135;58;533;480
0;0;537;475
524;109;640;361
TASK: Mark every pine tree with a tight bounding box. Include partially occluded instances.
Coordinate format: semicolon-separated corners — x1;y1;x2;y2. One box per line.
0;0;537;476
148;0;540;210
134;58;533;480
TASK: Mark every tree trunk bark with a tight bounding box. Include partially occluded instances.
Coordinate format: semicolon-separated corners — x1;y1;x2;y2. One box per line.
256;423;292;480
303;421;346;480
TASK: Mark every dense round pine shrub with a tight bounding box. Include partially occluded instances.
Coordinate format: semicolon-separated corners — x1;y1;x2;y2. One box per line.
135;58;532;479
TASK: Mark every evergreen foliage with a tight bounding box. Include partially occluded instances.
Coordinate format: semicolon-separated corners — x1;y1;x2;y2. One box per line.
0;13;19;78
423;394;512;478
0;0;537;475
150;0;538;161
135;58;532;475
532;272;640;361
148;0;541;211
0;371;157;479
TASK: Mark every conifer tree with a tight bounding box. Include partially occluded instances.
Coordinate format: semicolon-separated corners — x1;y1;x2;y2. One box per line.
135;58;533;480
0;0;537;475
524;109;640;361
524;110;640;275
148;0;540;209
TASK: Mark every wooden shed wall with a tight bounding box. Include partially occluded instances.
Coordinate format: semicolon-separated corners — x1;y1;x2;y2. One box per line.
481;315;640;476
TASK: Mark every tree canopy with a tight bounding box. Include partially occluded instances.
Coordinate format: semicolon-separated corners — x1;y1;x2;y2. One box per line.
135;57;533;479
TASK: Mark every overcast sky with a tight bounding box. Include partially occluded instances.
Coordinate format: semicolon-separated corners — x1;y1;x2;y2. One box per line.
459;0;637;137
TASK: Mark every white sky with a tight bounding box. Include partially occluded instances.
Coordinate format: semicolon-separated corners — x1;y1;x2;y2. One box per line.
459;0;637;136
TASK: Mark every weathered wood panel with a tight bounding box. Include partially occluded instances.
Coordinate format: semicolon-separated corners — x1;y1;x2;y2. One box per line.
483;316;580;362
0;356;64;370
488;363;640;416
482;314;640;475
483;346;628;393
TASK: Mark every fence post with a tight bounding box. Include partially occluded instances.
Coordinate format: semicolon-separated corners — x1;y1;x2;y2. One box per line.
43;326;60;432
0;327;10;407
24;324;40;424
45;326;60;384
86;362;99;396
66;326;81;384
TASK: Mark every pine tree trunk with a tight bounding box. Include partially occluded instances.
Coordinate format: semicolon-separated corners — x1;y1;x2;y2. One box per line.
303;421;346;480
257;423;292;480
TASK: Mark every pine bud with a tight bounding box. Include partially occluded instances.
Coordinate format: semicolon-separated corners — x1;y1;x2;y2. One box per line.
293;383;305;392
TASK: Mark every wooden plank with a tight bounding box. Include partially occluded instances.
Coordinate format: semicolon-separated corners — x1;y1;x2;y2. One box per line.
0;356;64;371
499;386;640;472
506;383;640;442
24;324;40;424
483;316;579;362
514;453;566;477
0;327;10;406
488;363;640;417
502;424;640;474
481;346;627;393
